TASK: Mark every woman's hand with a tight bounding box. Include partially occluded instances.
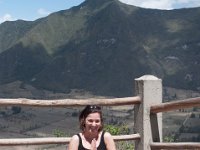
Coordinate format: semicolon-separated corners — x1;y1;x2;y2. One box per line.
91;139;97;150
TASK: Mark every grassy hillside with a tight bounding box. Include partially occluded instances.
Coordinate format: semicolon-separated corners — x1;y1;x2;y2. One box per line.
0;0;200;97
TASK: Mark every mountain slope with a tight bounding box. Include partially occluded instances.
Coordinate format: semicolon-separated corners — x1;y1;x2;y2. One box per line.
0;0;200;97
0;20;41;53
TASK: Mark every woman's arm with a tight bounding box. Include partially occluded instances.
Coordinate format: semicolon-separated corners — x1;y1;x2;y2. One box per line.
68;135;79;150
104;132;116;150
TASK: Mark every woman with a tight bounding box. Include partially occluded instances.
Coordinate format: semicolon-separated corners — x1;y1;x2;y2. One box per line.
68;105;116;150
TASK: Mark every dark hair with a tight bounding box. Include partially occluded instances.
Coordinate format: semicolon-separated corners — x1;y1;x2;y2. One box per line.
79;105;103;131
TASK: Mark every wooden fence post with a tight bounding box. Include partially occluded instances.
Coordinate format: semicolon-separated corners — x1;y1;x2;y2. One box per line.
134;75;162;150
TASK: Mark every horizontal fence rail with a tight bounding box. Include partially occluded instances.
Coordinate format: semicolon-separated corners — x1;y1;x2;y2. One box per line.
0;96;141;107
150;96;200;149
0;96;141;146
0;134;140;146
150;97;200;114
151;142;200;149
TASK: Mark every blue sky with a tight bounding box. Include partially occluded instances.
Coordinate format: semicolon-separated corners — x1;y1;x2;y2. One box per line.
0;0;200;24
0;0;84;23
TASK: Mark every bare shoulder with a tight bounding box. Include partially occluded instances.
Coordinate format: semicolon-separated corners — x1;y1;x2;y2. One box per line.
71;134;79;141
104;131;113;139
68;134;79;150
103;131;116;150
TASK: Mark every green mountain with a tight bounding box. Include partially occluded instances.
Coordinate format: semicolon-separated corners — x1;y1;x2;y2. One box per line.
0;0;200;97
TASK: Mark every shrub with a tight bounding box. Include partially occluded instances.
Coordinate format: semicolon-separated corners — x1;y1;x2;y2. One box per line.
53;129;67;137
104;124;134;150
11;106;21;114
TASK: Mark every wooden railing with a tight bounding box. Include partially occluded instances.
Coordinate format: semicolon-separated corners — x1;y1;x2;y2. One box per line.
151;97;200;113
0;134;141;146
0;96;141;107
150;97;200;150
0;96;141;146
0;75;200;150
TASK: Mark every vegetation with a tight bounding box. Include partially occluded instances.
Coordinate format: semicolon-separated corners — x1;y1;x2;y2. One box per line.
104;124;134;150
163;135;175;142
104;124;130;135
52;129;67;137
11;106;22;114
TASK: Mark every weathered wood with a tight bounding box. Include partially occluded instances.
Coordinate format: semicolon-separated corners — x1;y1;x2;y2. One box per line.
151;97;200;114
0;96;141;107
113;133;140;141
0;134;140;146
0;137;71;146
151;142;200;149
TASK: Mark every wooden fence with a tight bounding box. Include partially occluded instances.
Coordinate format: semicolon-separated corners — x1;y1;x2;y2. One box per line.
0;75;200;149
150;96;200;149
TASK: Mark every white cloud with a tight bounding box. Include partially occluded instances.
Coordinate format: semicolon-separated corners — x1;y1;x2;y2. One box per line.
37;8;51;16
175;0;200;8
0;13;14;24
141;0;173;10
119;0;200;9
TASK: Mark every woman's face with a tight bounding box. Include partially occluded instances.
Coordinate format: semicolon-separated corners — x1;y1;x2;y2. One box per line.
84;112;101;133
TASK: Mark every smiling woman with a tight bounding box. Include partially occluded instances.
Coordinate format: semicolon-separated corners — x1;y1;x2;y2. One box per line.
68;105;116;150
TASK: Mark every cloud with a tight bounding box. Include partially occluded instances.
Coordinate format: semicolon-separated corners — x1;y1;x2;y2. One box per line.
119;0;200;9
175;0;200;8
140;0;173;9
37;8;51;17
0;13;14;23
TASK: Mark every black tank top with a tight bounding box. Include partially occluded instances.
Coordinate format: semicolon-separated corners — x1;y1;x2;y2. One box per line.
77;131;107;150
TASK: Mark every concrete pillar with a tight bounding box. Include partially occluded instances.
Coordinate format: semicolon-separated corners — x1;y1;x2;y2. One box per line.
134;75;162;150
